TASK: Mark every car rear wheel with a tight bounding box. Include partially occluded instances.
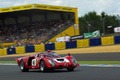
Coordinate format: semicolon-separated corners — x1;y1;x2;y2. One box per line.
67;68;74;71
20;60;29;72
40;60;47;72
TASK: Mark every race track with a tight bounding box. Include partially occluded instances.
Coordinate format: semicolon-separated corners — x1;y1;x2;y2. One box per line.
0;52;120;80
0;65;120;80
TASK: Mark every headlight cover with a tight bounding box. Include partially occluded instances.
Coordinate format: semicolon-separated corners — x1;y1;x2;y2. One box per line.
48;59;56;67
71;58;77;66
64;58;70;62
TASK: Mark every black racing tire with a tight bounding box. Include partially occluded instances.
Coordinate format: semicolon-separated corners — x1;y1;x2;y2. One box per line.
67;68;74;71
40;60;47;72
20;60;29;72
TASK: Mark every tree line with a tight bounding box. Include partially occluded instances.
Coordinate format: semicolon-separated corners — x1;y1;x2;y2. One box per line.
79;11;120;35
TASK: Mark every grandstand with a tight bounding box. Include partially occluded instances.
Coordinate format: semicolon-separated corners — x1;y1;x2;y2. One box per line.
0;4;79;48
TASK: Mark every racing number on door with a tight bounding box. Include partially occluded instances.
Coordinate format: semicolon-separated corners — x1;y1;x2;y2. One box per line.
32;59;36;66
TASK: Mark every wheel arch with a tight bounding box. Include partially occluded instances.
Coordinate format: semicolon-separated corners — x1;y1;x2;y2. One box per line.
40;59;44;63
20;59;29;72
20;59;28;68
39;59;48;67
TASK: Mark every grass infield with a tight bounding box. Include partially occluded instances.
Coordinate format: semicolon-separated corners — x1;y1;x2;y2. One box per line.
0;61;120;64
0;61;17;63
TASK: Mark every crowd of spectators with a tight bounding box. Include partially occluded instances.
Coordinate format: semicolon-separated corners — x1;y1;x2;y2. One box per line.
0;19;74;48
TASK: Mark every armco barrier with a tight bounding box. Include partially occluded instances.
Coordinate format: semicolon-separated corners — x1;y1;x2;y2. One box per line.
7;48;16;55
35;44;45;52
45;43;55;51
25;46;35;53
90;38;101;46
77;39;89;48
114;35;120;44
66;41;77;49
55;42;65;50
101;36;114;45
16;47;25;54
0;49;7;56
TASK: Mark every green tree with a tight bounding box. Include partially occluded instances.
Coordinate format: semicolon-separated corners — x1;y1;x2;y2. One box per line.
79;11;119;35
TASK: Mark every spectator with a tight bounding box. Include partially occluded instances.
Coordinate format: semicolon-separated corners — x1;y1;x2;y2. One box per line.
0;19;74;47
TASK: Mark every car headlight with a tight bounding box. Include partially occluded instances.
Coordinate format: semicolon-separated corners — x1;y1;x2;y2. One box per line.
48;59;56;67
64;58;70;62
71;58;77;66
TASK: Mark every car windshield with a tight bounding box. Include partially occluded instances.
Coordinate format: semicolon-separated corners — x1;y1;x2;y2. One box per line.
41;52;60;57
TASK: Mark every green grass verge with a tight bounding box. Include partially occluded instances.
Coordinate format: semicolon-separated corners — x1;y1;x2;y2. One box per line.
0;61;120;64
77;61;120;64
0;61;17;63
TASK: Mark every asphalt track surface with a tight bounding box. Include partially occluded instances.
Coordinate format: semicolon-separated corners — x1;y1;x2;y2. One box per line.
0;52;120;61
0;53;120;80
0;65;120;80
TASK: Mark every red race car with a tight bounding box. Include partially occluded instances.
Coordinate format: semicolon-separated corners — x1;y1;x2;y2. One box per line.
15;50;79;72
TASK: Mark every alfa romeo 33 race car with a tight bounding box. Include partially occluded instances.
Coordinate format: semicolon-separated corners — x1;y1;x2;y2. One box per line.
15;50;79;72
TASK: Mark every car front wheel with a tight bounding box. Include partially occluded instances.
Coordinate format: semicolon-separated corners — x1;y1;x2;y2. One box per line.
20;60;29;72
40;60;47;72
67;68;74;71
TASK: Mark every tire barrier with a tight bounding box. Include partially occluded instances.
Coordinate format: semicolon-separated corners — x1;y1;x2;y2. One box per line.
55;42;65;50
0;35;119;56
90;38;101;46
0;49;7;56
35;44;45;52
114;35;120;44
16;47;25;54
66;41;77;49
45;43;55;51
101;36;114;45
25;46;35;53
77;39;89;48
7;48;16;55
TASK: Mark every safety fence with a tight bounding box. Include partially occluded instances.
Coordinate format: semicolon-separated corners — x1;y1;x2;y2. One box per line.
0;35;120;56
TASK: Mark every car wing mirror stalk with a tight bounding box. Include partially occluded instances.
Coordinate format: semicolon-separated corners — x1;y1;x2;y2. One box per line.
43;54;46;57
68;53;70;56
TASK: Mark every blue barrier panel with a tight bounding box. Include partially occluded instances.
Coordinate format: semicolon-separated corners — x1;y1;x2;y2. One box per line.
66;41;71;49
45;43;55;51
25;46;35;53
114;35;120;44
66;41;77;49
90;38;101;46
7;48;16;55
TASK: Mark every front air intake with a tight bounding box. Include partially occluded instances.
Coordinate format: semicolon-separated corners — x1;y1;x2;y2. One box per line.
57;59;64;61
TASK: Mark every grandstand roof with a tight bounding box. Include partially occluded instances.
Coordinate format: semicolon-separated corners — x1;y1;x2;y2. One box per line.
0;4;77;13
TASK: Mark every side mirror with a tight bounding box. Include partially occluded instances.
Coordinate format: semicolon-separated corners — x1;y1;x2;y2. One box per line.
47;50;51;53
68;53;70;56
43;54;46;57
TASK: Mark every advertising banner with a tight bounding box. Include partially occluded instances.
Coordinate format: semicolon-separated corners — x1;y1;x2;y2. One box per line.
74;24;79;29
114;27;120;33
71;35;84;40
84;30;100;39
56;36;70;42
